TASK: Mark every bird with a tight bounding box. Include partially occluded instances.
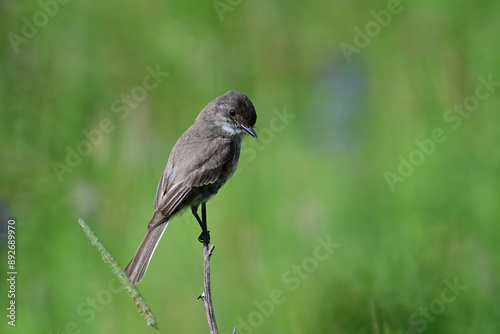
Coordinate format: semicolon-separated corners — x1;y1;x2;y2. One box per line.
125;90;257;284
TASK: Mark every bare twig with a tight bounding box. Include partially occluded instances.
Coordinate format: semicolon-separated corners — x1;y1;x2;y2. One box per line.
198;243;219;333
78;218;158;330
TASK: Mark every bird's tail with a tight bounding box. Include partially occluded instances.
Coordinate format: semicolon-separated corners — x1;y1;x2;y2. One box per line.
125;221;169;284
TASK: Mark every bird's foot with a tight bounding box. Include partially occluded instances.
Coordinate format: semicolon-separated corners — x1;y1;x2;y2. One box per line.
198;230;211;244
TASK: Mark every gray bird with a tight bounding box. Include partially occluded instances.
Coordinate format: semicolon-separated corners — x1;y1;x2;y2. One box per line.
125;90;257;284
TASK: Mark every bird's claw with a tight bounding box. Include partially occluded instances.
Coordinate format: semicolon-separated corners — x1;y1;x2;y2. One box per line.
198;230;211;244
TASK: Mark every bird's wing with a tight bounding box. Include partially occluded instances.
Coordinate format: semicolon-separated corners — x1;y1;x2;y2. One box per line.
147;137;234;230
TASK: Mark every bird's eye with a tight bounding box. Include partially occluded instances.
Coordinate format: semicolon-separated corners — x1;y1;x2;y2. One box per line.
229;109;236;117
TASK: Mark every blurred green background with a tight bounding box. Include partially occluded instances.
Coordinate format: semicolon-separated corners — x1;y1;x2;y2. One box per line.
1;0;499;333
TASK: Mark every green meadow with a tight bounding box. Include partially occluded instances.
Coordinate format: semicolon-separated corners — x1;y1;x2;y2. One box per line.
1;0;499;333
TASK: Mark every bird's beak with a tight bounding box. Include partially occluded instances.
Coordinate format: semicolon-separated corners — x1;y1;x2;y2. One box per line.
241;124;257;138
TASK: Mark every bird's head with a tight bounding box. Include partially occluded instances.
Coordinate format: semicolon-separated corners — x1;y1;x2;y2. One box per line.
199;90;257;138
